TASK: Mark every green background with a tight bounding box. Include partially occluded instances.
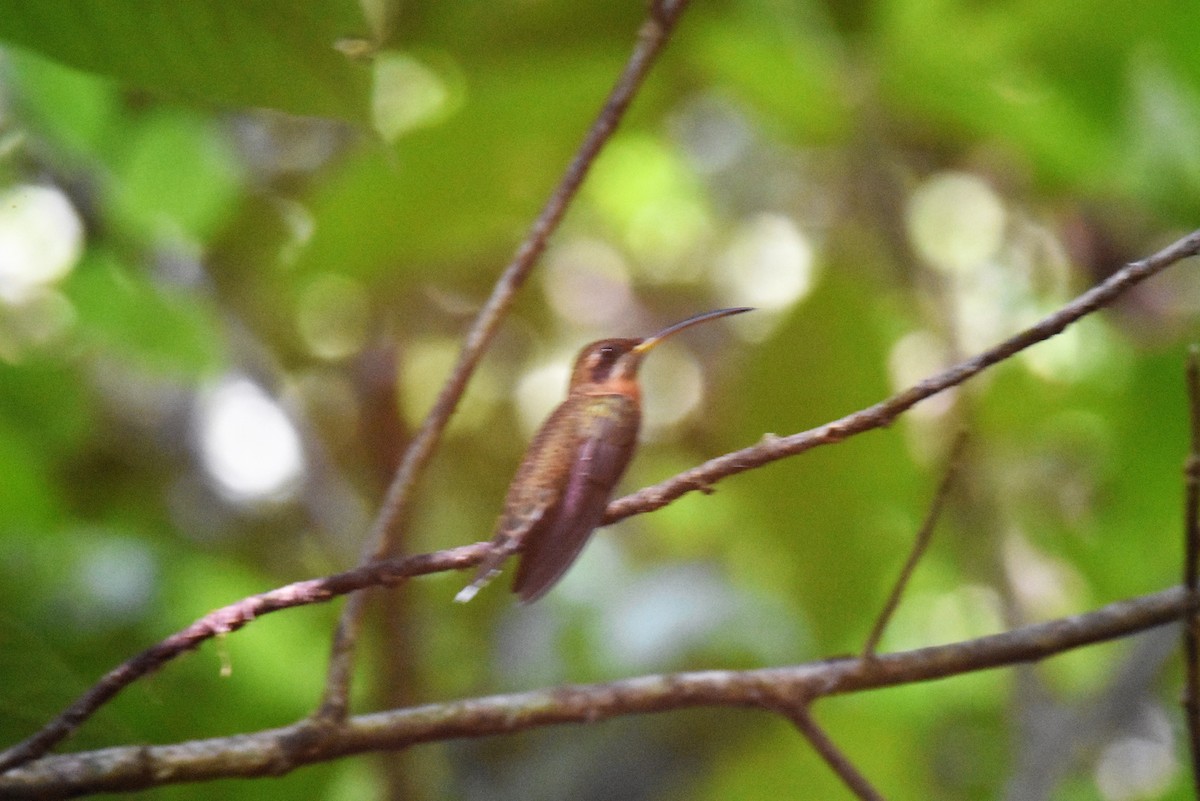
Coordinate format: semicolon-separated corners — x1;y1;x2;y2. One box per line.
0;0;1197;799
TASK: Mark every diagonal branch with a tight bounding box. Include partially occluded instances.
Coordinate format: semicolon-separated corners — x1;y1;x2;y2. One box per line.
0;587;1191;797
4;228;1200;774
862;432;967;658
316;0;696;721
604;230;1200;524
0;544;489;775
780;705;888;801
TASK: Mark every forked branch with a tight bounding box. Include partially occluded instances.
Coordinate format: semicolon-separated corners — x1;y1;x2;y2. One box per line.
316;0;697;723
3;229;1200;777
0;587;1190;796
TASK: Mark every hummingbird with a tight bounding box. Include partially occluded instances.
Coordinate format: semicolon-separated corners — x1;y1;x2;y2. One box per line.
455;307;752;604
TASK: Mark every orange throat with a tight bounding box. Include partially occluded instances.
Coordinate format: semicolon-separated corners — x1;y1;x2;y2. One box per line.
582;376;640;401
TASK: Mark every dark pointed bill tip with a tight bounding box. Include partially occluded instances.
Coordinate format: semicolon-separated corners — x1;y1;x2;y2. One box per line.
633;306;754;354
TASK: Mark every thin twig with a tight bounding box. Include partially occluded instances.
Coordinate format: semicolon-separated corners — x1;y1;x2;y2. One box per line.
604;229;1200;525
1;587;1191;797
315;0;696;723
781;705;887;801
5;229;1200;772
861;432;968;658
1182;345;1200;790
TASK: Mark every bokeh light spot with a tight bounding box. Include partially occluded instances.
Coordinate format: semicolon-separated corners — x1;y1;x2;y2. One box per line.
543;238;633;328
197;377;305;503
907;172;1006;273
372;52;454;142
0;184;85;304
1094;707;1177;801
514;357;571;438
715;212;814;310
639;345;704;437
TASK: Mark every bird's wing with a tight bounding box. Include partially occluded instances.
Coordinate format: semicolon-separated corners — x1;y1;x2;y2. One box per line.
456;399;581;603
513;400;637;602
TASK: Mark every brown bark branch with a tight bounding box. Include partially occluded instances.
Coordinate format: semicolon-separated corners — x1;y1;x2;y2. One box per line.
604;229;1200;525
0;544;490;775
0;587;1190;798
4;228;1200;775
316;0;696;723
1183;345;1200;791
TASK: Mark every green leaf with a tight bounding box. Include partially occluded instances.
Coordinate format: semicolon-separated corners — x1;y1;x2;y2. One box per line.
4;49;123;160
294;52;622;278
0;1;373;123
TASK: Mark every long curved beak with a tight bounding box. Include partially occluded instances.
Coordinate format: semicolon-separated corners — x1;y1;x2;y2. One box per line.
632;307;753;354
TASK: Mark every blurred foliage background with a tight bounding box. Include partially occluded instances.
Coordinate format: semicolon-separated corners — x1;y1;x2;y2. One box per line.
0;0;1198;799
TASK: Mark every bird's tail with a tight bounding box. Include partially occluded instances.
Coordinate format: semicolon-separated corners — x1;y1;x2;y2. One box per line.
454;537;517;603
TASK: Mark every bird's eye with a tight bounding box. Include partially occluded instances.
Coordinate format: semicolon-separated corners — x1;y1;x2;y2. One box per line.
594;345;622;368
583;345;619;378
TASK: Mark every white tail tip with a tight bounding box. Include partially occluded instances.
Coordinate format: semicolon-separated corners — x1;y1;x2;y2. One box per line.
454;584;481;604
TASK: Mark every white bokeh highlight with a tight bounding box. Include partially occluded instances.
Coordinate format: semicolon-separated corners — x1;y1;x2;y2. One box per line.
0;184;85;304
715;212;815;311
907;172;1007;274
196;376;305;503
